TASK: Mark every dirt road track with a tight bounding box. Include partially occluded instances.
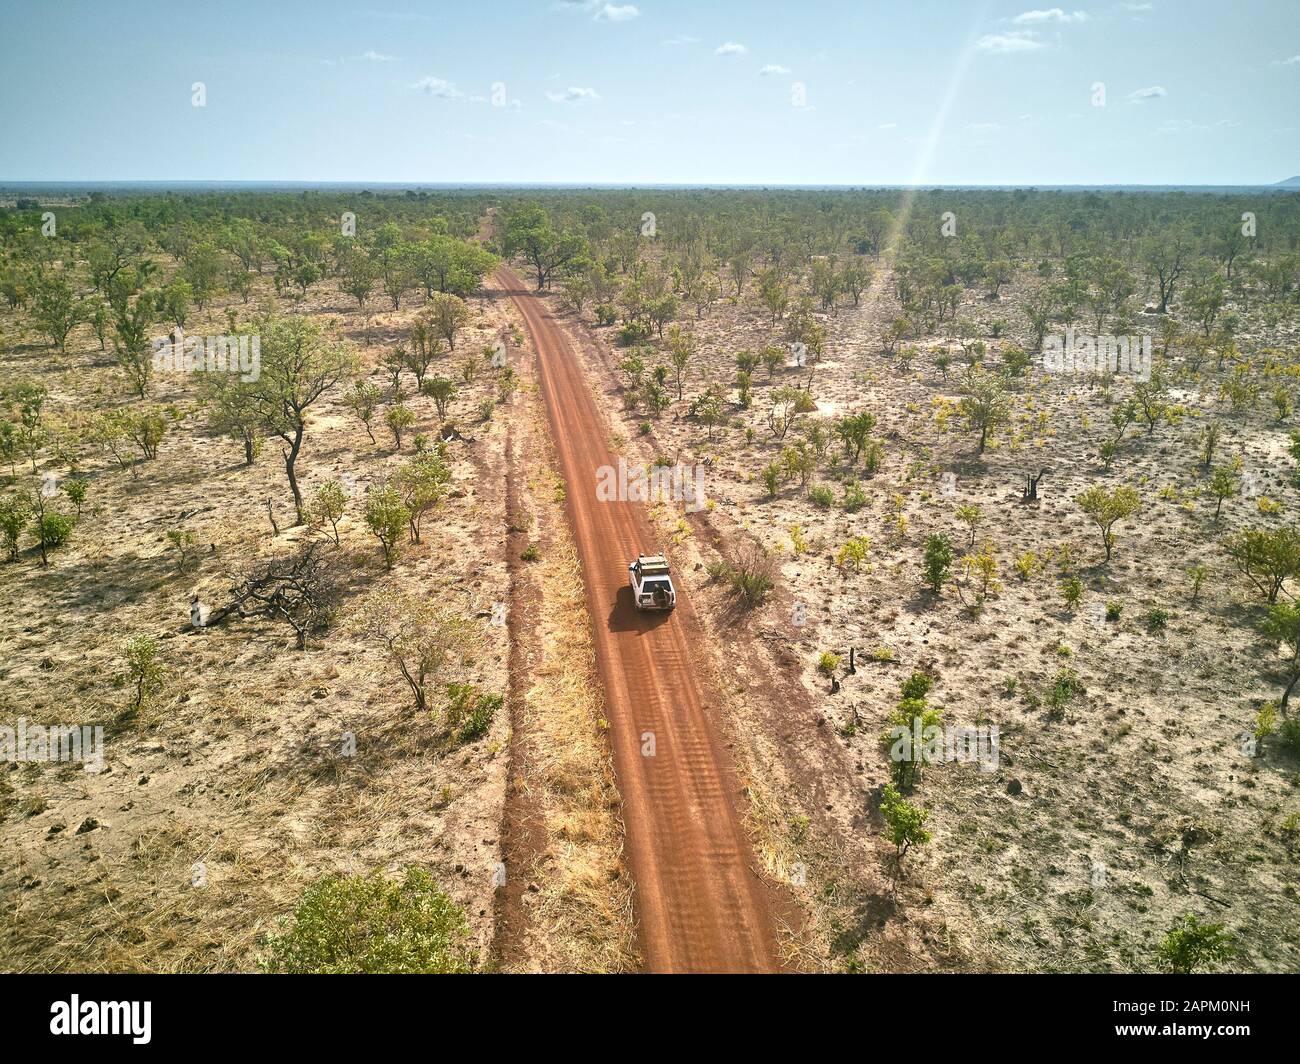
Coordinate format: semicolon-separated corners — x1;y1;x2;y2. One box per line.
498;266;780;973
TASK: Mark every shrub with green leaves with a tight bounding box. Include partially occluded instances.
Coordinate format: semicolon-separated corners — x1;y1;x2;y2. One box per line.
1060;575;1083;612
0;495;30;560
364;486;409;570
836;535;871;569
761;462;781;498
260;868;473;974
842;481;867;513
63;477;88;515
122;634;164;714
881;672;941;791
880;783;932;862
1143;607;1169;634
922;533;954;593
309;480;348;543
1156;913;1235;974
385;402;415;450
706;547;775;608
1076;483;1141;562
445;683;503;744
35;510;75;550
808;484;835;509
1046;667;1084;713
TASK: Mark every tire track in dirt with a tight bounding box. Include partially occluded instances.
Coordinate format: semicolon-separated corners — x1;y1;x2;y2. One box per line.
491;343;549;970
498;265;779;973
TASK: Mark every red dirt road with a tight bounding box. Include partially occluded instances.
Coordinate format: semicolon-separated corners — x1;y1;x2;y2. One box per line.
499;266;780;973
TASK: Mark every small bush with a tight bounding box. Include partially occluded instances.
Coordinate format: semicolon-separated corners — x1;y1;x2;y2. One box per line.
1280;715;1300;756
900;672;933;701
0;495;32;560
122;634;165;714
836;535;871;569
809;484;835;509
446;683;503;744
1046;667;1084;712
1156;914;1235;974
708;547;775;608
36;511;75;549
817;651;841;675
1014;550;1041;581
880;783;931;861
922;533;954;593
260;868;473;974
1144;607;1170;634
1060;575;1083;612
842;481;867;513
617;320;652;345
520;543;541;562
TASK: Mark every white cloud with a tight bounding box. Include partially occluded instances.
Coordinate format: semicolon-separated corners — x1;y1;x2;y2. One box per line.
975;31;1045;53
556;1;639;21
594;3;639;21
411;76;462;98
1156;117;1240;134
758;64;791;76
715;41;748;56
1127;84;1167;102
546;86;601;103
1272;54;1300;66
1012;8;1088;24
323;49;400;66
877;122;898;129
661;35;701;46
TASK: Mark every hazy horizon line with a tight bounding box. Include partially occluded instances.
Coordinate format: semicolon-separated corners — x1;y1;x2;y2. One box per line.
3;179;1298;192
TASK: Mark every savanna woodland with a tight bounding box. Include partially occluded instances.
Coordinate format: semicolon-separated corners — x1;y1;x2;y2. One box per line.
2;184;1298;974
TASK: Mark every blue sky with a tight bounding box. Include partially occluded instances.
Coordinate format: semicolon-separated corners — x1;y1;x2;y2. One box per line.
1;0;1296;184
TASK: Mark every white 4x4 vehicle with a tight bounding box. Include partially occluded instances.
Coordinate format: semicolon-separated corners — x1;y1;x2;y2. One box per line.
628;554;676;611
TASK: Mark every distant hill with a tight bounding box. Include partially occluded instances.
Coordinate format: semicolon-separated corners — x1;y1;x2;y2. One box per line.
1276;176;1300;187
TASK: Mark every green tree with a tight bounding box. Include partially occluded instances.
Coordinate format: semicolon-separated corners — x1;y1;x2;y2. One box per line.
425;292;470;351
922;533;954;593
199;372;262;465
111;289;157;399
385;402;415;450
1077;484;1141;562
392;450;451;543
309;480;347;544
1258;602;1300;711
1224;526;1300;603
880;783;932;865
958;370;1010;455
249;316;355;522
0;494;31;560
364;485;409;569
346;380;382;444
421;376;457;420
502;204;589;290
123;634;165;715
31;272;88;352
1208;465;1239;519
356;589;473;711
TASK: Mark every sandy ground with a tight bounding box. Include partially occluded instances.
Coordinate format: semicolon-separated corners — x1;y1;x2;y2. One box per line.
0;263;625;971
538;249;1300;973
